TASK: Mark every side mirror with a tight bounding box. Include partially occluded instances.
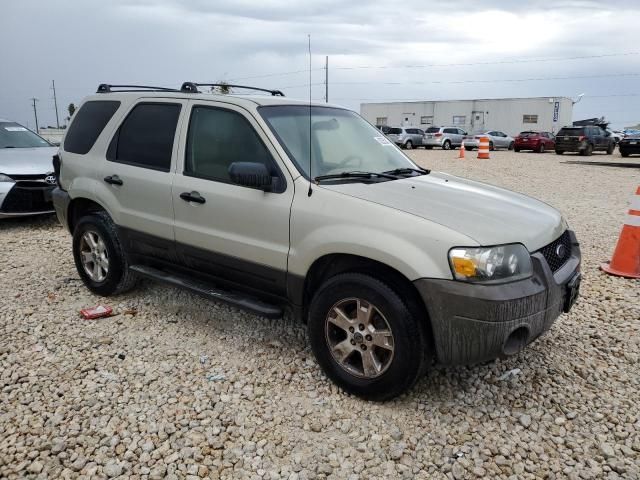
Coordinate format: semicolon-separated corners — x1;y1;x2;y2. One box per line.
228;162;273;191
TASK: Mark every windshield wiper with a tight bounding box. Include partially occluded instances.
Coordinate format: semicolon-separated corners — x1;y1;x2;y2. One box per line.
314;170;400;183
382;167;430;175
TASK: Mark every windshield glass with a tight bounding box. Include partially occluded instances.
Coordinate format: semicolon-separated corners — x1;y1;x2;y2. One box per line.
387;127;402;134
425;127;440;133
557;127;584;136
0;122;51;148
259;106;417;178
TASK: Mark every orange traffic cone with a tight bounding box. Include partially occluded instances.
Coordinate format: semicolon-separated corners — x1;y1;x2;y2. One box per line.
477;137;490;159
458;142;465;159
601;186;640;278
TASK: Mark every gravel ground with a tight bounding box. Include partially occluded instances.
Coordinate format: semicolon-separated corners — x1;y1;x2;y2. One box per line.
1;149;639;479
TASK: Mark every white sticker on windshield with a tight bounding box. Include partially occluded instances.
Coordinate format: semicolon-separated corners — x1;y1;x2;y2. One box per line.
4;127;27;132
374;136;392;145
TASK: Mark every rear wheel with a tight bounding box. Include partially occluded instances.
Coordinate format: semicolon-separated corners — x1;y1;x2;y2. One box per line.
514;148;520;152
308;273;429;401
72;212;138;296
538;143;545;153
489;141;495;151
606;143;615;155
555;150;564;155
405;141;413;150
621;150;630;157
580;144;593;156
442;140;451;150
508;141;515;150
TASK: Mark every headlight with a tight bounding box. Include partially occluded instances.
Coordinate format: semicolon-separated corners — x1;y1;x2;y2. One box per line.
0;174;15;182
449;244;532;283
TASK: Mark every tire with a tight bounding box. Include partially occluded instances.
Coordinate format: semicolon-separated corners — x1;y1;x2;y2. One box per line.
405;141;413;150
72;212;138;296
308;273;429;401
442;140;451;150
466;146;474;151
538;143;545;153
514;148;520;152
580;144;593;156
555;150;563;155
606;143;615;155
621;151;630;157
489;141;495;151
508;141;515;151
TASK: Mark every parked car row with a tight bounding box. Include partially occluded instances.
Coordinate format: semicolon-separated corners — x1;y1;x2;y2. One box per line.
376;123;631;157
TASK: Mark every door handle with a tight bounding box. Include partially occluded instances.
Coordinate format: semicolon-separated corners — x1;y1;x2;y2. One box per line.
104;175;123;186
180;191;206;204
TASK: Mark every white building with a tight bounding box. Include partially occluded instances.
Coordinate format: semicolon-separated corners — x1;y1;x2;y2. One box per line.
361;96;574;136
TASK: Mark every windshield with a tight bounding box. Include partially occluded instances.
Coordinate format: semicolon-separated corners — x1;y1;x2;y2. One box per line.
387;128;402;134
519;131;538;137
0;122;51;148
425;127;440;133
259;106;417;178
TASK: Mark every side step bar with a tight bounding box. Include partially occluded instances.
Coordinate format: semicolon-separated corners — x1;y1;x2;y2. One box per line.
129;265;283;319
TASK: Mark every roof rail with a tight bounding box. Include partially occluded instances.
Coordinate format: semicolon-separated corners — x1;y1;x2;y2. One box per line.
180;82;285;97
97;84;179;93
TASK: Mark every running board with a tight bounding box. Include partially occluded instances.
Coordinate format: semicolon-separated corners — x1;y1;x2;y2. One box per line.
129;265;283;319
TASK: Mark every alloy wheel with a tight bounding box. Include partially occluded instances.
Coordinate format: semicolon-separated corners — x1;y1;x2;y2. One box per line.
325;297;395;378
80;230;109;282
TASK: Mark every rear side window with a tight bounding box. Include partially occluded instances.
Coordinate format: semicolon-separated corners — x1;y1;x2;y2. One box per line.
107;103;181;172
64;101;120;154
185;106;276;183
443;128;457;134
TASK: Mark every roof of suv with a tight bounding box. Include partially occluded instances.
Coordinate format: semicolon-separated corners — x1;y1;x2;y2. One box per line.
87;90;343;110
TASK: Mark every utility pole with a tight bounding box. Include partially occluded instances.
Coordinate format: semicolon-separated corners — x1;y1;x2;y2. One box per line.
30;98;39;132
51;80;60;128
325;56;329;103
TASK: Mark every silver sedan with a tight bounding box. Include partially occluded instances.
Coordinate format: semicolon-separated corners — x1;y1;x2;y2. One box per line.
463;131;515;151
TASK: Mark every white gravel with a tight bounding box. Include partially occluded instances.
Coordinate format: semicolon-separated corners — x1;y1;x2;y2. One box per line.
1;149;639;479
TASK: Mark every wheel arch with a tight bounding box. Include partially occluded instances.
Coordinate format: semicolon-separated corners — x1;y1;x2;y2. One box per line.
297;253;432;333
67;197;109;233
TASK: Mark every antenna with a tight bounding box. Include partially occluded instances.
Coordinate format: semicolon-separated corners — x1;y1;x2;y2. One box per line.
307;34;313;197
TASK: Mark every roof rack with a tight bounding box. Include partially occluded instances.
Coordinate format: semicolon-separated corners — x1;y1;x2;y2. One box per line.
97;84;179;93
180;82;285;97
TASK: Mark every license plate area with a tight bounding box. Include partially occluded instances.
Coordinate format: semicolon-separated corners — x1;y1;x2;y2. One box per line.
563;273;581;313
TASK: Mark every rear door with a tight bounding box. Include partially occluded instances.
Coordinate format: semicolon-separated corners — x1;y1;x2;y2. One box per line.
171;100;293;298
97;99;186;262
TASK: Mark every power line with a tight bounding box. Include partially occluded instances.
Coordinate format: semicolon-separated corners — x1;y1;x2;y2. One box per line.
228;51;640;82
30;98;39;132
281;72;640;89
51;80;60;129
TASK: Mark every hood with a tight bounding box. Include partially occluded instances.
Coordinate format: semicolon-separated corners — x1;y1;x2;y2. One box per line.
323;172;565;252
0;147;58;176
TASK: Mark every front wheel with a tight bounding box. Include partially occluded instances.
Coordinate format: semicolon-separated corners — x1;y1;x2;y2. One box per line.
508;141;515;150
606;143;615;155
538;143;545;153
555;150;564;155
308;273;429;401
621;151;630;157
72;212;138;296
489;141;495;151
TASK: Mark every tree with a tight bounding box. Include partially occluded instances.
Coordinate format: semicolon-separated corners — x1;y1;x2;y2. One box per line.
67;103;76;117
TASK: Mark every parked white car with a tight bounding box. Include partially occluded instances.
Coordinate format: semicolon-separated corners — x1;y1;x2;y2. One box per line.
0;119;57;218
53;82;581;400
464;131;515;151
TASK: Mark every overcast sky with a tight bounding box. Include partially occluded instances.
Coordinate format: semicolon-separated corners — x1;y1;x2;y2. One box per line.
2;0;640;129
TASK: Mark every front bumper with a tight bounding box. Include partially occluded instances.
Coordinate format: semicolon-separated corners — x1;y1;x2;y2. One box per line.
0;181;55;218
52;187;71;231
414;230;581;365
515;140;540;150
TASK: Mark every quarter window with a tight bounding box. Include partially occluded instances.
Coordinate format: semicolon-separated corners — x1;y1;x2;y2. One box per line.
64;101;120;154
523;114;538;124
108;103;181;171
452;116;466;126
185;106;276;183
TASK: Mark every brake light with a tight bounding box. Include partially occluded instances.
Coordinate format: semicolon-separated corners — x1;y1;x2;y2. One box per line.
434;133;442;137
578;135;586;141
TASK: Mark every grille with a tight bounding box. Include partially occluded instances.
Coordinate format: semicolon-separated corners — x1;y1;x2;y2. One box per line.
7;174;47;181
538;231;572;273
1;185;54;213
